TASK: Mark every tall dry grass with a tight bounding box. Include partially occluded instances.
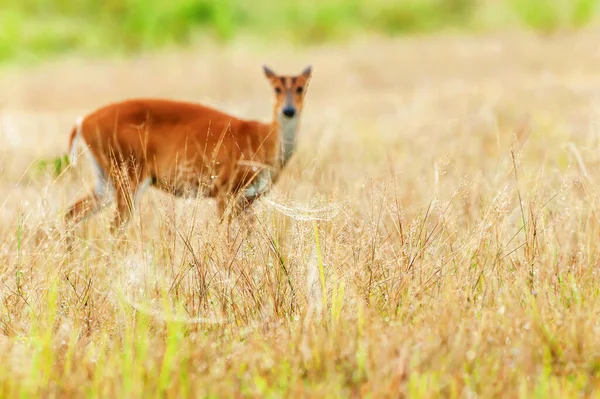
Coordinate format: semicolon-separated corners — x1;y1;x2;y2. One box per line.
2;32;600;397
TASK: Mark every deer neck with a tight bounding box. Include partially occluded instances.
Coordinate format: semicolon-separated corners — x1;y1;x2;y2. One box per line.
272;112;299;168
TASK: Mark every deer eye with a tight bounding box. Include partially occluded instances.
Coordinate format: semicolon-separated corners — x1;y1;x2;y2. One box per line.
275;87;282;94
296;87;303;94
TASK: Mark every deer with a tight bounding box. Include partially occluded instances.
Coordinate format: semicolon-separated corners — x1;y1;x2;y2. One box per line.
64;65;313;233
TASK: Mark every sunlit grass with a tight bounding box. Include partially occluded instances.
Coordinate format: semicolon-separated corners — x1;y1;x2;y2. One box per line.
2;32;600;397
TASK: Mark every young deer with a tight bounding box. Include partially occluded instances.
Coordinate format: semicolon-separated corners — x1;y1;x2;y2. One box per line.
65;65;312;232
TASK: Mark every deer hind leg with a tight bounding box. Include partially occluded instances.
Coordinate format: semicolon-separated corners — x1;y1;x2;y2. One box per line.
65;150;113;225
66;193;106;224
109;163;150;234
64;151;113;251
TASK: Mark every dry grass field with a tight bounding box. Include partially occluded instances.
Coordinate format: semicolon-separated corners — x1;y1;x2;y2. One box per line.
3;31;600;397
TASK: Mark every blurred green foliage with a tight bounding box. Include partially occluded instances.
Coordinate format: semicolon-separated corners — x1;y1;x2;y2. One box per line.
34;154;70;178
0;0;598;63
508;0;598;33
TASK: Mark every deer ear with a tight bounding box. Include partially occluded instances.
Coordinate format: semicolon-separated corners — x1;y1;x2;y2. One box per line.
301;65;312;77
263;65;276;79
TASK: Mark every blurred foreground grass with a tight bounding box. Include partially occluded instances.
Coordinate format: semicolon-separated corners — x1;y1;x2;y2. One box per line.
0;0;599;64
4;18;600;399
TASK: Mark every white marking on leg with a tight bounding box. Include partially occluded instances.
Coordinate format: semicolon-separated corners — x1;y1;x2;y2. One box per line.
80;135;113;207
244;170;272;199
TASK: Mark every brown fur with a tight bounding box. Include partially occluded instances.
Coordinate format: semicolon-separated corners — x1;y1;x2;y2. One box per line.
65;66;312;232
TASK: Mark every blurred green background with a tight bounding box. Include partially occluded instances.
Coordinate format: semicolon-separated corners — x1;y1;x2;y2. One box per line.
0;0;598;64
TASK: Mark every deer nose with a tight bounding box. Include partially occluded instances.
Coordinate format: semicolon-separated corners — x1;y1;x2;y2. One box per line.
282;106;296;118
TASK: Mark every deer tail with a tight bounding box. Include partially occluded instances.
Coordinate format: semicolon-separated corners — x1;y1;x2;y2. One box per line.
68;116;83;166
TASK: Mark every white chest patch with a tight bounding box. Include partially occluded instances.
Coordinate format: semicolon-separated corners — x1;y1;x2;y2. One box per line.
279;116;299;165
